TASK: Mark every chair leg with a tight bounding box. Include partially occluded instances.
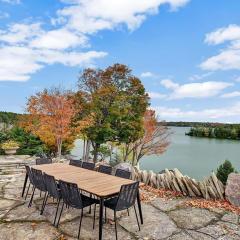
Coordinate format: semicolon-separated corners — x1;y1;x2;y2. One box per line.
53;198;61;226
89;194;92;214
114;210;118;240
77;208;83;239
24;183;31;200
93;204;96;229
105;207;107;223
40;191;42;197
127;208;130;216
56;201;65;227
40;192;48;215
28;186;35;208
133;205;140;231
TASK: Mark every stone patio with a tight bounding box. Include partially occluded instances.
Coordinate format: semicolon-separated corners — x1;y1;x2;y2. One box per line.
0;157;240;239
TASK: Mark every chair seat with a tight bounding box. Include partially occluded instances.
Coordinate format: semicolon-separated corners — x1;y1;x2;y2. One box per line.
79;194;99;209
104;196;118;210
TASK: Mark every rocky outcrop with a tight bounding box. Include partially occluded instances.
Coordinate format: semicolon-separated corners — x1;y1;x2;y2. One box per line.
225;173;240;207
132;168;225;200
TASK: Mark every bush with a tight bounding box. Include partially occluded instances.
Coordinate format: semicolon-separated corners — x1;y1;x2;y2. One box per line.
216;160;235;185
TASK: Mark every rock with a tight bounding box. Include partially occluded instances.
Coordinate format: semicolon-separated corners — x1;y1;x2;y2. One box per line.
168;208;218;230
222;212;239;224
225;173;240;207
114;162;134;174
0;222;60;240
199;221;240;239
167;231;194;239
119;204;179;239
186;230;215;240
59;213;134;240
151;198;188;212
0;199;18;210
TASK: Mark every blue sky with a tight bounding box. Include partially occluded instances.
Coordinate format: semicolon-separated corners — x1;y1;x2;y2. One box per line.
0;0;240;122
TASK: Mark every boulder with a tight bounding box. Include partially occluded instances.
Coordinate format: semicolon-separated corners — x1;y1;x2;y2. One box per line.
225;173;240;207
114;162;134;177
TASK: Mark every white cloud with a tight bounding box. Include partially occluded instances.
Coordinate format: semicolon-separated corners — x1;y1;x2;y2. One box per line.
189;72;213;81
148;92;166;99
160;79;179;89
0;22;106;81
140;71;155;78
0;0;190;81
153;102;240;122
201;24;240;71
0;46;106;81
160;79;232;99
221;91;240;98
57;0;190;33
0;23;43;44
235;76;240;82
30;28;88;50
205;24;240;45
0;11;9;19
0;0;20;4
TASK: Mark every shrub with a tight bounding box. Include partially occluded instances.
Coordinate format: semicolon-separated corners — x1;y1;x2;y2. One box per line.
216;160;235;185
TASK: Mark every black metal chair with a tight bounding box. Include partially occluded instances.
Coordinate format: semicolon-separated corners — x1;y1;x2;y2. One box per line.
82;162;95;170
115;169;131;179
28;168;47;208
41;174;61;225
69;159;82;168
36;158;52;165
98;165;112;175
24;165;34;200
104;182;140;240
56;180;99;239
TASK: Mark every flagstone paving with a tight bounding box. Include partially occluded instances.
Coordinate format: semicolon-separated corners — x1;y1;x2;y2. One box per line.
0;158;240;239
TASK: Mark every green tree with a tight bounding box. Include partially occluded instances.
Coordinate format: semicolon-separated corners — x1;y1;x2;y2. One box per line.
216;160;235;185
75;64;149;162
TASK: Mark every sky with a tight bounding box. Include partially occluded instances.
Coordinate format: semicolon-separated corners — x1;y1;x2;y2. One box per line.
0;0;240;123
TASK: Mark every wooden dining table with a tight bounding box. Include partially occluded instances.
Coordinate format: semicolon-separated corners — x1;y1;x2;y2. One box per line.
22;163;143;240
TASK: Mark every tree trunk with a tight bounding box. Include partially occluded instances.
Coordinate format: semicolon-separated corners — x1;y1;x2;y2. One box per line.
85;140;90;161
93;143;100;163
57;138;62;158
82;138;86;161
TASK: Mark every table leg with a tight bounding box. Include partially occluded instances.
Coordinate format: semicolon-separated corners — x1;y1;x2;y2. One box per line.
137;190;143;224
21;173;28;197
99;198;104;240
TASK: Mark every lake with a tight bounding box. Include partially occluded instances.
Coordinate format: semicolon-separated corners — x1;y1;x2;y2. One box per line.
71;127;240;180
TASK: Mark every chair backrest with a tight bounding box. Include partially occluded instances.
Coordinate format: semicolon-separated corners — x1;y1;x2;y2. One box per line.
116;181;139;211
36;158;52;165
25;165;34;184
43;173;60;199
98;165;112;175
82;162;95;170
31;168;46;191
58;180;82;209
115;169;131;179
69;159;82;168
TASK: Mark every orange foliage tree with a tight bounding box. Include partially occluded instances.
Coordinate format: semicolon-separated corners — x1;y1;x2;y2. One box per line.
123;110;171;165
21;88;76;157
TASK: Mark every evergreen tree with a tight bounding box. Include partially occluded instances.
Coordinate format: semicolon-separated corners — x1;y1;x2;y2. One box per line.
216;160;235;185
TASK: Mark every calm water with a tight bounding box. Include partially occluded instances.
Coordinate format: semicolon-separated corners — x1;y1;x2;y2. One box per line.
71;127;240;180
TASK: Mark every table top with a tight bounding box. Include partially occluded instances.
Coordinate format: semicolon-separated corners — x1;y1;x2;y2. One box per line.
31;163;140;198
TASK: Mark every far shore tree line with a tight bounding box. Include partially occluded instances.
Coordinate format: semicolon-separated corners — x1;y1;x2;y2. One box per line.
0;64;170;165
186;126;240;140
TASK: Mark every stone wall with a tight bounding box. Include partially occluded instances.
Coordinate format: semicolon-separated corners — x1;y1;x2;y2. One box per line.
132;167;225;200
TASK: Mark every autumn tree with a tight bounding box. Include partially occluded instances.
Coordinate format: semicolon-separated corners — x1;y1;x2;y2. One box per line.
75;64;149;162
22;88;76;157
121;110;171;165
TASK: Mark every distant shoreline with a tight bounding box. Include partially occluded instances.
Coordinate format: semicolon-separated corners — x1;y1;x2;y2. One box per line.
159;121;240;128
